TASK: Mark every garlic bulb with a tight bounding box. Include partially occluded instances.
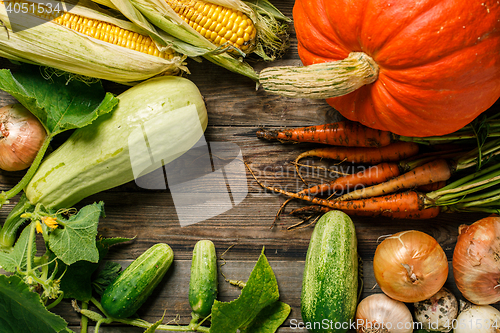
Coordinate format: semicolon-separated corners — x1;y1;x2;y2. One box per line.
414;287;458;332
0;104;46;171
355;293;414;333
453;301;500;333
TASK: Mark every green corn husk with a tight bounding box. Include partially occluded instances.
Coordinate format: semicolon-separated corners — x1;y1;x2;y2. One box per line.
0;0;188;84
90;0;290;81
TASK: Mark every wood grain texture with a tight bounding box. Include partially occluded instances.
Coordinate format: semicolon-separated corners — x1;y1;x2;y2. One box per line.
0;0;499;331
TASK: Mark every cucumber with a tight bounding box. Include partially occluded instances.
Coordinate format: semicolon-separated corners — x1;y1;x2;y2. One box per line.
301;211;358;333
101;243;174;319
25;76;208;209
189;240;218;318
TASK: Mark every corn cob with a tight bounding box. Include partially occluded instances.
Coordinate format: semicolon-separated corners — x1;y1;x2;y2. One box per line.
93;0;290;80
52;11;174;59
165;0;257;53
0;0;186;84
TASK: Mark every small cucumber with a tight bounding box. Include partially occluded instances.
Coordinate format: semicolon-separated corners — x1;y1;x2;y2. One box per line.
189;240;218;318
101;243;174;319
301;211;358;333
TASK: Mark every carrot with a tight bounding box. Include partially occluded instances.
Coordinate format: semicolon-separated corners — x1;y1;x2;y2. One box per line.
273;162;402;225
256;120;395;147
294;141;419;184
336;159;452;201
417;181;447;192
289;205;441;220
295;141;420;165
299;162;401;196
245;161;433;218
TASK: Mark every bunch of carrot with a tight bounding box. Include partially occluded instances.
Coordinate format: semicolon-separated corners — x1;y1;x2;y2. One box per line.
253;116;500;226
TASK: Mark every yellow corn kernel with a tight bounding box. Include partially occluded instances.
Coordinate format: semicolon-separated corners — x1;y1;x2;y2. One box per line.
3;0;175;59
165;0;256;53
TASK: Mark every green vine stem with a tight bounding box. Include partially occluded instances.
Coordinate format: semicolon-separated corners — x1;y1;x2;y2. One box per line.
80;301;89;333
0;134;52;208
80;298;211;333
45;292;64;310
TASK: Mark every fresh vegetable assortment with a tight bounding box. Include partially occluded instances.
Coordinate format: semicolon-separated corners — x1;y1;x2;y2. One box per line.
0;0;499;331
253;116;500;221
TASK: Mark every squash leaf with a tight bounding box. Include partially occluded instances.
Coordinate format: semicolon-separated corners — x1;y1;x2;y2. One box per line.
0;274;69;333
0;64;118;135
91;261;122;296
0;224;35;273
240;302;291;333
210;248;290;333
47;202;105;266
57;236;132;301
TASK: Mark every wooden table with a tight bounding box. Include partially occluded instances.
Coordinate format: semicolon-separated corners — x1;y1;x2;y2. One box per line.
0;0;499;331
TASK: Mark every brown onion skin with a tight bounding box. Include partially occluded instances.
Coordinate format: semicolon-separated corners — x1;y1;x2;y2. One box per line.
373;230;449;303
453;216;500;305
0;104;46;172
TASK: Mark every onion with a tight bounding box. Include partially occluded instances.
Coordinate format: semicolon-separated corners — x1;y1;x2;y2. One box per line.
453;300;500;333
453;216;500;305
355;293;413;333
373;230;449;303
413;287;458;332
0;103;46;171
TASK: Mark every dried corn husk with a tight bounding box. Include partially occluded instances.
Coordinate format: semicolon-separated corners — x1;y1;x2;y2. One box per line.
91;0;290;80
0;0;188;84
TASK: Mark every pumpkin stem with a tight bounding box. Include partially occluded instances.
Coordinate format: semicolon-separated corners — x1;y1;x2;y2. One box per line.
258;52;379;99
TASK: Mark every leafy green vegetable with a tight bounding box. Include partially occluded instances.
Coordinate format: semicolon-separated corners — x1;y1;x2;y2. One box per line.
58;236;131;301
0;200;126;304
92;261;123;296
210;248;290;333
240;302;291;333
0;65;117;135
0;64;118;212
48;202;105;265
0;275;69;333
57;234;131;301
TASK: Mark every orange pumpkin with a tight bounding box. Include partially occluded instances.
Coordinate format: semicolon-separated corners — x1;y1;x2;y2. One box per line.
260;0;500;137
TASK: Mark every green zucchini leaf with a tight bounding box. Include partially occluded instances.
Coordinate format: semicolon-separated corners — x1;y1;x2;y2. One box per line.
57;259;97;301
0;64;118;135
210;248;290;333
48;202;105;266
91;261;122;296
57;234;132;301
0;224;35;273
240;302;291;333
0;275;69;333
